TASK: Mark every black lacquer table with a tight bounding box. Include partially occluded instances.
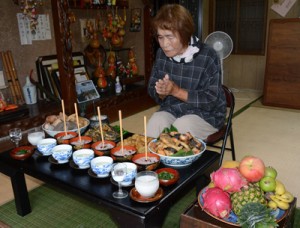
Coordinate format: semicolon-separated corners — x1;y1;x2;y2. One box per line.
0;144;219;227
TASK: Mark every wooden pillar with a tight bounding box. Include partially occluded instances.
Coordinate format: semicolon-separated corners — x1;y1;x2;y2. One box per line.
51;0;76;114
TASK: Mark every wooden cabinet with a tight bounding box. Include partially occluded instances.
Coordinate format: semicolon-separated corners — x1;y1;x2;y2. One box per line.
50;0;156;118
263;18;300;109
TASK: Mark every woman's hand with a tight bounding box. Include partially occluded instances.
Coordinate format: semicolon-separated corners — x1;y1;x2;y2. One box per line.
155;74;187;101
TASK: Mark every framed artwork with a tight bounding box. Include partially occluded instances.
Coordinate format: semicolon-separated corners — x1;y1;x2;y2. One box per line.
75;80;100;103
74;65;90;82
130;8;141;32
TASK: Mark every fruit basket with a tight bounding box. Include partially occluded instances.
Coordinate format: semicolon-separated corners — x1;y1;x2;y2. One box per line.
198;186;287;227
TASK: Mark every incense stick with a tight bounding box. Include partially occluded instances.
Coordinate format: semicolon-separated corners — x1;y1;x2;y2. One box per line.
144;116;148;160
118;110;124;155
74;103;81;141
61;99;67;136
97;106;105;145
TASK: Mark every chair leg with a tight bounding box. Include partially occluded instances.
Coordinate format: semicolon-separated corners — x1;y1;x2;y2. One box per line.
218;139;228;167
229;130;236;161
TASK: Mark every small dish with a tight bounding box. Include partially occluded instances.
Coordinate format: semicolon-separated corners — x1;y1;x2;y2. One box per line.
155;168;180;187
10;146;35;160
110;177;134;187
69;159;89;170
88;168;110;178
48;156;69;165
130;187;163;203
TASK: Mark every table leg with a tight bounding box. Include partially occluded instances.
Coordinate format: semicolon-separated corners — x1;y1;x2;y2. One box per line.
10;170;32;216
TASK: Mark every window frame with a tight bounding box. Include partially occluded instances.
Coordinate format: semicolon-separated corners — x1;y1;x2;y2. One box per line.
208;0;268;55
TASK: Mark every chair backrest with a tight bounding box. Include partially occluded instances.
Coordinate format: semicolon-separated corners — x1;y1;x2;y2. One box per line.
222;85;235;113
205;85;235;144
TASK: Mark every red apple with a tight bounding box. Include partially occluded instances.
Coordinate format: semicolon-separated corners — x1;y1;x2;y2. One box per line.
239;156;265;182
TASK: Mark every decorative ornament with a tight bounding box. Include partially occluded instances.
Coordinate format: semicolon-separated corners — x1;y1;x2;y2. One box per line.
18;0;44;34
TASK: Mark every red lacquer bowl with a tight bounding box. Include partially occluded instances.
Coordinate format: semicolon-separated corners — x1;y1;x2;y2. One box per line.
54;131;78;144
10;146;35;160
132;152;160;171
70;136;92;150
111;145;137;162
91;140;116;156
155;168;179;187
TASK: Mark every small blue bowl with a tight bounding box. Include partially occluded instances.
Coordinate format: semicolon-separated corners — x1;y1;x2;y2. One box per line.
37;138;57;156
90;156;113;177
122;162;137;186
72;149;94;169
51;144;72;164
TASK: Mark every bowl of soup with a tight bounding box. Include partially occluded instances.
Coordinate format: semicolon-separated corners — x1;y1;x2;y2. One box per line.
110;145;137;162
132;152;160;171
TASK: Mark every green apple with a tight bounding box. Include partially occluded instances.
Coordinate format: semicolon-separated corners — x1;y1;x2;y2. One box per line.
259;176;276;192
264;166;277;179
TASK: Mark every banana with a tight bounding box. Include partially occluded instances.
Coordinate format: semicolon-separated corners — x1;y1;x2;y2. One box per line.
267;200;278;210
270;195;290;210
222;160;240;169
275;180;286;195
275;191;294;203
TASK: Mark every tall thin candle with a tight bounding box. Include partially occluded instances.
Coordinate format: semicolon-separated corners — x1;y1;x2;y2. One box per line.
61;99;67;136
97;107;105;145
118;110;124;155
144;116;148;160
74;103;81;142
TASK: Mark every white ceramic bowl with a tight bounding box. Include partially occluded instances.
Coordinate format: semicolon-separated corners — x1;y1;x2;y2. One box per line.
148;138;206;167
42;118;90;137
90;156;113;177
72;149;94;169
135;171;159;198
37;138;57;156
122;162;137;186
51;144;72;164
27;131;45;146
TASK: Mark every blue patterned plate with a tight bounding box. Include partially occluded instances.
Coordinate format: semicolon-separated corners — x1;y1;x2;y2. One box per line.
198;187;287;227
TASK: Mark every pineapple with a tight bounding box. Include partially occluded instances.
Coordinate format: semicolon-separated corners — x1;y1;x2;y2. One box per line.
231;182;266;216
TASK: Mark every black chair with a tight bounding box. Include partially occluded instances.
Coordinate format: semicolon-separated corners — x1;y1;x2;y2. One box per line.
205;85;236;167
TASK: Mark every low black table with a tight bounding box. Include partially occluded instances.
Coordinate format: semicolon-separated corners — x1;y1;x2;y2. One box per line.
0;146;219;227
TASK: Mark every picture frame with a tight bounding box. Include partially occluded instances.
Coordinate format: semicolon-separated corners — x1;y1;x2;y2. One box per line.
130;8;141;32
75;80;100;103
74;65;90;82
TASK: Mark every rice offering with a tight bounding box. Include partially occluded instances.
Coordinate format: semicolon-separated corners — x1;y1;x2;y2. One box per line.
113;149;135;156
96;142;114;150
134;157;159;165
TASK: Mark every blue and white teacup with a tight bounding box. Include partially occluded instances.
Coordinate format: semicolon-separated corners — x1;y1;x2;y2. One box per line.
122;162;137;186
72;149;94;169
51;144;72;164
90;156;113;177
37;138;57;156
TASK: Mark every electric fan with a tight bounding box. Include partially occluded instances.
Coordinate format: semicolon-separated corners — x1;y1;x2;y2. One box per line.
204;31;233;83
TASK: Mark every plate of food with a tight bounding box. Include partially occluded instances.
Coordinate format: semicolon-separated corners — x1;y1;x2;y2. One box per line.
148;131;206;167
198;186;287;227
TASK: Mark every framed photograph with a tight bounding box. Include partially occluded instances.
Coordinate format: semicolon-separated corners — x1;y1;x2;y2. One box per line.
130;8;141;32
75;80;100;103
74;65;90;82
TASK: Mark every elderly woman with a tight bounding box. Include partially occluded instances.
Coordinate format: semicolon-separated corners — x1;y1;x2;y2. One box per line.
147;4;226;140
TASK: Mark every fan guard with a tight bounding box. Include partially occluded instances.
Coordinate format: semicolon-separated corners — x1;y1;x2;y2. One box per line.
204;31;233;59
